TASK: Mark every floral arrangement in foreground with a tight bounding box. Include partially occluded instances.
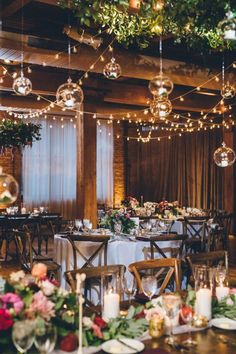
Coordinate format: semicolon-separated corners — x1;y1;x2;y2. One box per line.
0;264;79;353
100;209;136;234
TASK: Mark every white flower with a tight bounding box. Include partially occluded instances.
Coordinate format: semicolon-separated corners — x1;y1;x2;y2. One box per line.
10;270;25;283
83;316;93;328
57;287;69;296
41;280;55;296
226;297;234;306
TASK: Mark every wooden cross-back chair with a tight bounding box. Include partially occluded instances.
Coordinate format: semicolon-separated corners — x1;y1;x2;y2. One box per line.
186;250;228;273
183;216;209;253
67;234;110;270
65;265;125;308
149;233;188;259
13;230;61;280
128;258;181;296
212;213;233;250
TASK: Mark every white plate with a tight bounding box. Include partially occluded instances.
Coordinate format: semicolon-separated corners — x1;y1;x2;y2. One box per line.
211;317;236;330
101;339;145;354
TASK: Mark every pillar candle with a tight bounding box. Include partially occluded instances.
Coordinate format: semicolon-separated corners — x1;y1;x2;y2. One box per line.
195;288;212;320
216;286;229;302
103;291;120;321
141;195;144;207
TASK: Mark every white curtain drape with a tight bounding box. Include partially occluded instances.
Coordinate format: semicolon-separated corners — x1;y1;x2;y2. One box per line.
96;121;114;207
22;118;77;219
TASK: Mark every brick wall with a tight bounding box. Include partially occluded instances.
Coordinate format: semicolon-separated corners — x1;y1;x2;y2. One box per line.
0;149;22;207
113;123;126;207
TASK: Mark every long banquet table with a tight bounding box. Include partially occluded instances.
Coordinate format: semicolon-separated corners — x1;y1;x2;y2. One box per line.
53;327;236;354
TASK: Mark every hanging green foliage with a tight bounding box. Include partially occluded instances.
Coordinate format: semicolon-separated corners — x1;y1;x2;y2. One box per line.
0;120;41;153
59;0;236;50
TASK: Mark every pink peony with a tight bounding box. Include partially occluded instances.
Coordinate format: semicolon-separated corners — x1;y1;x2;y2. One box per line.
144;306;165;322
0;293;24;314
26;291;55;321
31;263;47;279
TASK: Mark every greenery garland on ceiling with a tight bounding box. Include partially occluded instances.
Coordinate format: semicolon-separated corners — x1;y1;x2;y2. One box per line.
0;120;41;154
59;0;236;50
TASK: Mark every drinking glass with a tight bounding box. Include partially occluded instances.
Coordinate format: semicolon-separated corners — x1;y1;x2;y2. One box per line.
141;275;157;301
12;320;35;353
114;221;122;234
215;265;227;286
75;219;83;230
123;276;137;303
67;220;75;233
35;323;57;354
162;293;181;345
180;306;197;347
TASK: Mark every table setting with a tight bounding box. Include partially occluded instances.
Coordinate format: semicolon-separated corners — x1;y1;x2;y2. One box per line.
1;263;236;354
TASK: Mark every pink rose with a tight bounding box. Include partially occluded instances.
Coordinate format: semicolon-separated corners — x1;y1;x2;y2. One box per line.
32;263;47;279
91;323;103;339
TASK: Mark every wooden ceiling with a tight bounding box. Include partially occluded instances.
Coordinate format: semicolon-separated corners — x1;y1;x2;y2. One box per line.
0;0;236;118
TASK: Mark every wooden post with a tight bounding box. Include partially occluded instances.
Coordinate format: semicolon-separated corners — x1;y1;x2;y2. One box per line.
76;107;97;227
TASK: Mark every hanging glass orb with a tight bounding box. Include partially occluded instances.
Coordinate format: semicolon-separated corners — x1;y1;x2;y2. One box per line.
149;75;174;98
221;81;235;99
103;57;121;80
12;71;32;96
150;97;172;119
213;142;236;167
0;167;19;209
56;78;84;110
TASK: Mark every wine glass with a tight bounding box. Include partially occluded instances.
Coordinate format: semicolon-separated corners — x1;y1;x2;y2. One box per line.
75;219;83;231
12;320;35;353
180;306;197;347
141;275;157;301
35;323;57;354
123;276;137;303
162;293;181;345
67;220;74;233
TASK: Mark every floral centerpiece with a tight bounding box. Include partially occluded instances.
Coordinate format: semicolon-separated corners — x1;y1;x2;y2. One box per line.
157;200;179;217
100;209;136;234
0;264;80;353
121;196;139;211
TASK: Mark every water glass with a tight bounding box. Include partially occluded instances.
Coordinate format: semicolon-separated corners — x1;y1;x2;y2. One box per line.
67;220;75;233
123;276;137;303
35;324;57;354
12;320;35;353
141;275;157;301
180;307;197;347
75;219;83;230
215;265;227;286
162;293;181;345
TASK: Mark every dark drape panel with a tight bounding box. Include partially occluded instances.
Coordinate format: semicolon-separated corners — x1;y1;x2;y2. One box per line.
126;129;223;210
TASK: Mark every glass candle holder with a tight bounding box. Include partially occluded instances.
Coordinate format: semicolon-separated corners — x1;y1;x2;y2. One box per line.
149;315;164;339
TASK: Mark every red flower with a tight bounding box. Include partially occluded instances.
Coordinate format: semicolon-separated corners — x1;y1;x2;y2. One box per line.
94;316;107;329
135;310;145;320
0;309;13;331
60;333;78;352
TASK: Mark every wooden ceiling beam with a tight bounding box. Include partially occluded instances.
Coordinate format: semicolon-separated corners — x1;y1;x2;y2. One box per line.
0;31;227;91
2;0;32;18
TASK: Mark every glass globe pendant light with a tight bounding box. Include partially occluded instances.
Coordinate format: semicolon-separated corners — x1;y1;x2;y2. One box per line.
149;36;174;99
56;77;83;110
56;38;84;110
213;142;236;167
103;57;121;80
13;70;32;96
150;97;172;119
0;166;19;209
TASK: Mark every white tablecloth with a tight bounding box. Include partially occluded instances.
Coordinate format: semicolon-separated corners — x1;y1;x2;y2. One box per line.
54;233;181;289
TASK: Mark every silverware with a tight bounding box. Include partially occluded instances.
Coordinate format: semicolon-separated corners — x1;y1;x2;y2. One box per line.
117;338;139;352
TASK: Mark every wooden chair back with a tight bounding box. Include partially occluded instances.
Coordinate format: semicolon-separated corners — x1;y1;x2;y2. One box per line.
67;234;110;270
128;258;181;296
13;230;33;272
186;251;228;274
65;265;125;306
149;233;188;259
183;217;208;252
